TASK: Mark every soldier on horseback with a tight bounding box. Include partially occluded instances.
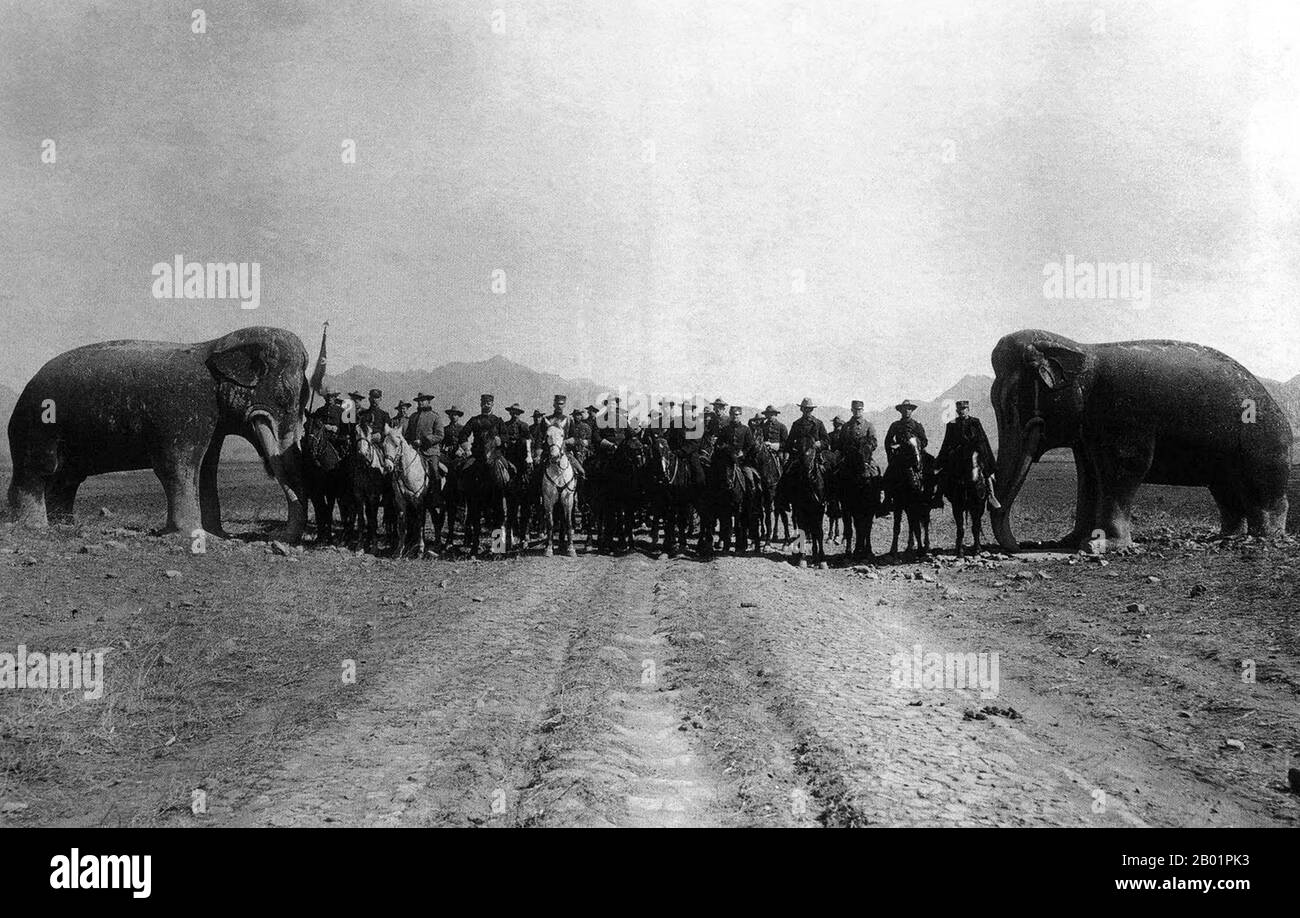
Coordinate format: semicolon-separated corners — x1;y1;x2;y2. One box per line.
935;399;999;509
358;388;390;444
883;399;927;512
758;405;787;458
441;405;465;457
405;392;443;463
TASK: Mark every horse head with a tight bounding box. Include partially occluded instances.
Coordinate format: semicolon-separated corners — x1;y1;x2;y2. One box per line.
378;424;406;474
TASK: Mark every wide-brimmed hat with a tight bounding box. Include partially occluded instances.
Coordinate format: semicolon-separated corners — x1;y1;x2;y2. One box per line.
532;409;545;419
506;403;524;415
712;397;727;408
895;399;918;412
368;388;382;399
798;397;816;410
415;392;434;402
347;391;365;401
832;415;844;424
446;406;464;417
395;400;412;410
571;408;584;418
763;404;780;416
585;404;598;413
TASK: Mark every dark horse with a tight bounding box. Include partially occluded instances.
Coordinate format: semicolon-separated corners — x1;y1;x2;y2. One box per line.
342;429;388;552
786;442;827;566
832;446;883;561
301;419;354;545
645;436;701;558
597;435;645;554
461;438;517;556
943;445;991;557
701;441;759;558
886;437;939;556
754;442;790;548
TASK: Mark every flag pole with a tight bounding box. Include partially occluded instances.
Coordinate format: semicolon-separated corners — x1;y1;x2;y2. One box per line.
308;320;329;416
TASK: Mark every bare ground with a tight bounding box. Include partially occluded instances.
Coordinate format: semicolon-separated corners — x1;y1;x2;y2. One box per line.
0;464;1297;827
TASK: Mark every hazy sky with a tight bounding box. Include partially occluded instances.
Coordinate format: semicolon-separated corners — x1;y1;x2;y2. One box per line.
2;0;1298;409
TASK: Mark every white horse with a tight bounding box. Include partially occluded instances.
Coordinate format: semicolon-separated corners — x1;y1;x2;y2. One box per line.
379;424;429;557
538;425;577;556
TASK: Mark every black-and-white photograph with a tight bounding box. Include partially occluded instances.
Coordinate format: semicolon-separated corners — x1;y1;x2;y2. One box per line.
0;0;1296;884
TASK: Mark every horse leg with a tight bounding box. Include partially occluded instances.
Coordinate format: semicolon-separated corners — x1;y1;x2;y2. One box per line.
971;505;983;554
891;507;902;555
954;504;965;558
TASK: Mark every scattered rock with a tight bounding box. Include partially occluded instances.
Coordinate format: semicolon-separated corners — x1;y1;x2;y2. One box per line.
1222;739;1245;751
270;541;291;556
1145;575;1161;584
876;597;889;606
942;588;964;601
471;596;484;603
1035;570;1051;580
98;507;112;517
1125;602;1147;614
438;579;450;588
164;569;182;579
0;801;28;814
740;601;757;608
1188;583;1207;598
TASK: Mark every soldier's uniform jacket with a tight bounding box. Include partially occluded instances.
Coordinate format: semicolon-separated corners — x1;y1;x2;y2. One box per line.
839;416;878;457
459;412;504;458
501;417;532;467
569;417;593;455
715;419;758;465
936;416;994;474
442;420;464;453
759;417;788;448
783;415;828;452
884;417;927;454
358;405;391;436
828;426;844;451
310;402;343;430
405;408;444;457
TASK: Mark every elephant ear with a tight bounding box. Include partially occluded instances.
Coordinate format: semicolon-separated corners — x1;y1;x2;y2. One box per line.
1032;345;1086;390
206;342;268;388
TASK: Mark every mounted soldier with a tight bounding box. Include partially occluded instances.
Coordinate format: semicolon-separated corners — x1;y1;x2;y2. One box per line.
501;403;532;477
567;408;591;479
459;394;503;463
839;400;878;467
441;405;465;458
935;399;999;508
716;404;759;469
358;388;390;444
391;399;412;431
828;415;845;451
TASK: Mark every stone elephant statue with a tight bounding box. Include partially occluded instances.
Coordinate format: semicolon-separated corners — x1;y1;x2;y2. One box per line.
989;329;1291;551
6;326;310;542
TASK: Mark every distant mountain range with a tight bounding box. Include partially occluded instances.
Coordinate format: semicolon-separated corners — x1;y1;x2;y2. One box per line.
3;359;1300;467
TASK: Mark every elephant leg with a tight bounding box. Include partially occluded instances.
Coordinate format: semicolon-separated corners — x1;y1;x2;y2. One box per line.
199;434;227;537
1060;443;1101;548
1210;482;1247;539
1096;439;1152;549
154;449;203;536
45;471;83;524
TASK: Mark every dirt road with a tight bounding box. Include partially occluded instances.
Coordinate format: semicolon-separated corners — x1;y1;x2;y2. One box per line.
3;511;1297;827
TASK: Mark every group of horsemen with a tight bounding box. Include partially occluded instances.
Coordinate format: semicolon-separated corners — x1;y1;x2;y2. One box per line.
304;385;999;525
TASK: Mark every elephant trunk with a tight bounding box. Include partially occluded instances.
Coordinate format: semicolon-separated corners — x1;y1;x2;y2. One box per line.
249;413;307;543
990;420;1042;552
